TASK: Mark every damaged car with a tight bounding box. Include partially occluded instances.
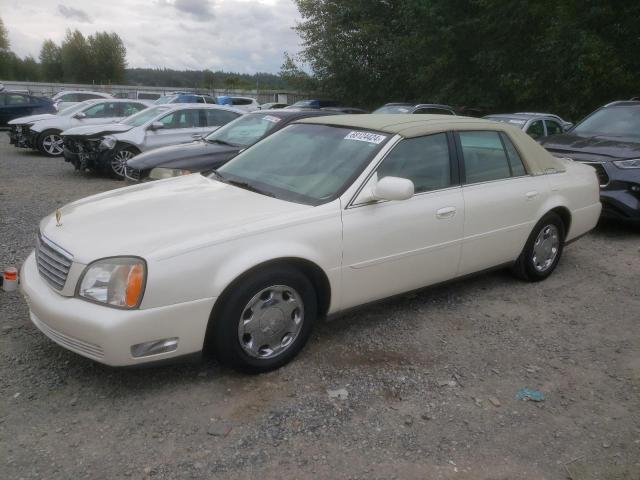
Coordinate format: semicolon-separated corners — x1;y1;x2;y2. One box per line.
15;99;150;157
61;104;243;179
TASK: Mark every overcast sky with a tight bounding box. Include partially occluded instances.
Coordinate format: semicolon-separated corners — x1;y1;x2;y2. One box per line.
0;0;302;73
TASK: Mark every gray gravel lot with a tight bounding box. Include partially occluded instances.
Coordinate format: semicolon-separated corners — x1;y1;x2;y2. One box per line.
1;135;639;479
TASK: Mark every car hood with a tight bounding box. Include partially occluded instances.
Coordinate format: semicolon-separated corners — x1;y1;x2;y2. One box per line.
127;141;240;171
62;122;131;137
8;113;57;125
542;133;640;161
39;174;310;263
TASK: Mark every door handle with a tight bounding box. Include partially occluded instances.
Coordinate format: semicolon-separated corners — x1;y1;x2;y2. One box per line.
525;191;539;200
436;206;457;219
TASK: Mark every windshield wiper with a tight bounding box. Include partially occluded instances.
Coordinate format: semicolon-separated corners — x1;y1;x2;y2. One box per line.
209;169;227;182
227;179;275;197
206;138;240;147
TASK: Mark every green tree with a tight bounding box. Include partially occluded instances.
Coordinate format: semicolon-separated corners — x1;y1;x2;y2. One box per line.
0;16;12;78
39;39;63;82
292;0;640;118
88;32;127;84
279;52;317;92
60;29;93;83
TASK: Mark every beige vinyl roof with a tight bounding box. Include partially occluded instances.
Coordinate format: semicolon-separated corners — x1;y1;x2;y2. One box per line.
297;114;566;175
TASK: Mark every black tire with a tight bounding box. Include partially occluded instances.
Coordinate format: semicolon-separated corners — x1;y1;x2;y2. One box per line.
109;145;139;179
36;130;64;157
512;212;565;282
206;266;318;373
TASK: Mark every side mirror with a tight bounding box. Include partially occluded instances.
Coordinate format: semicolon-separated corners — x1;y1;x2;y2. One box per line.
149;121;164;130
373;176;414;201
73;112;86;119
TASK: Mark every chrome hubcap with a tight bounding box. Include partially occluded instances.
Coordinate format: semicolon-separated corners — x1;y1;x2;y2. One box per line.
111;150;135;177
42;135;63;155
532;224;560;272
237;285;304;359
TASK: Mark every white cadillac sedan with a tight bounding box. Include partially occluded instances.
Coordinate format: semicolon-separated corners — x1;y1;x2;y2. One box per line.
20;115;601;372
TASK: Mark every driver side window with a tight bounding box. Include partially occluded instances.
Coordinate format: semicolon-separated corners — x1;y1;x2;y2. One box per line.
376;133;452;194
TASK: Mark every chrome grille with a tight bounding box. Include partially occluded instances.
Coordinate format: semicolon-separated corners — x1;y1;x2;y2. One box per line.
36;234;73;290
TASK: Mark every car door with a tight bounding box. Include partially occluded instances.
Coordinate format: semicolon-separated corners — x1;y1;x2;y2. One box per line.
202;109;241;135
75;101;122;127
118;102;147;119
0;93;32;125
340;132;464;309
544;119;563;137
144;108;201;149
524;119;545;141
456;130;548;276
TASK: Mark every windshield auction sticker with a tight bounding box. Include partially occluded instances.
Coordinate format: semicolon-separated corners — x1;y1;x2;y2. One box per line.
344;131;387;144
262;115;281;123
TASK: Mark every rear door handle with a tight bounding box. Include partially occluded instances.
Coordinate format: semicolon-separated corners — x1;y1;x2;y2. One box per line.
525;191;539;200
436;206;457;219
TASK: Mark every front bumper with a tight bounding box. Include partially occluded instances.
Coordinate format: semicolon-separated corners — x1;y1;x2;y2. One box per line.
8;125;35;149
598;166;640;224
63;145;114;172
20;252;216;366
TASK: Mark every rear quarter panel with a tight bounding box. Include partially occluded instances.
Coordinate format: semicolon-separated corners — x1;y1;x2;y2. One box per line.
543;160;601;241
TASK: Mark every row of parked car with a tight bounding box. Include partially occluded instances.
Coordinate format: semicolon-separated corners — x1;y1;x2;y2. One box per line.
3;88;640;225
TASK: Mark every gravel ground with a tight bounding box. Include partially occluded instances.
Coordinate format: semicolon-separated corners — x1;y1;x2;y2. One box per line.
1;135;639;480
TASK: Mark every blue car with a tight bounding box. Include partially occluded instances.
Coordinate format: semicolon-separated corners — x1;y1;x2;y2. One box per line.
0;91;56;127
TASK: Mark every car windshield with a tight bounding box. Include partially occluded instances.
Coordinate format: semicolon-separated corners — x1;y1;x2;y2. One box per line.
373;105;414;114
123;106;170;127
215;124;389;205
572;106;640;141
205;114;283;147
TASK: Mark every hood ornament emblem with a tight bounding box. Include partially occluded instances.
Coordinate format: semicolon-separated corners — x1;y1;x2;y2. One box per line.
55;208;62;227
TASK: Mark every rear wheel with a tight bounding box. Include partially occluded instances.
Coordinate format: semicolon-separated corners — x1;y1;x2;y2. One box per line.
513;212;565;281
206;266;317;373
110;146;139;179
36;130;64;157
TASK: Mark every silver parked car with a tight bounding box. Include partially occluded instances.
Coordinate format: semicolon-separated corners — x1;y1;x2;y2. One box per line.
484;113;573;141
61;104;244;178
14;99;151;157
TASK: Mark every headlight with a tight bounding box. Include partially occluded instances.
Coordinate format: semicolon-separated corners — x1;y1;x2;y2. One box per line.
100;136;117;150
149;167;192;180
78;257;146;309
613;159;640;169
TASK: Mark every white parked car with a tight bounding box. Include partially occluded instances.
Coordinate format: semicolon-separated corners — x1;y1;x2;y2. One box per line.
24;99;150;157
223;96;261;112
52;90;112;112
20;115;601;372
61;104;244;178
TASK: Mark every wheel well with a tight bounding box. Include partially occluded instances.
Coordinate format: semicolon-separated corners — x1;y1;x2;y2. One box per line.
116;142;140;154
221;258;331;317
549;206;572;239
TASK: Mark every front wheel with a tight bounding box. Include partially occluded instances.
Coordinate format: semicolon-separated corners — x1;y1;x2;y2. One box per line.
207;266;317;373
513;212;565;282
109;146;139;179
36;130;64;157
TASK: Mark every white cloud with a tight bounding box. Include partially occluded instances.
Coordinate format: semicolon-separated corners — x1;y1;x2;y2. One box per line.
0;0;302;73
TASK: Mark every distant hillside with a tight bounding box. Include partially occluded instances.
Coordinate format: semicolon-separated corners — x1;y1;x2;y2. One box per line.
125;68;289;91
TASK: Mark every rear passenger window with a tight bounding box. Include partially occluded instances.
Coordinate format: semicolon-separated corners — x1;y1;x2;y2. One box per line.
459;131;511;183
377;133;451;194
526;120;544;140
500;133;527;176
204;110;241;127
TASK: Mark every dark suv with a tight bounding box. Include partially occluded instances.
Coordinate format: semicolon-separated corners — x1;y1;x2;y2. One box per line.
541;101;640;225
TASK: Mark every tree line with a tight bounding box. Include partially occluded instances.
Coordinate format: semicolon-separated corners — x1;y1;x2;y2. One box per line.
0;17;286;90
287;0;640;119
0;18;127;84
